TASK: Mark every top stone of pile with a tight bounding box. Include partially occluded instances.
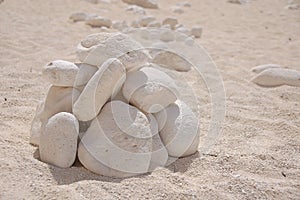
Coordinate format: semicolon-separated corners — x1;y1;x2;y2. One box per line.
122;0;158;9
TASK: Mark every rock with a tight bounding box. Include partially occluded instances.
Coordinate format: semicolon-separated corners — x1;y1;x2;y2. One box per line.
251;68;300;87
148;42;168;57
74;63;98;87
42;60;79;87
154;100;199;157
251;64;281;74
176;1;191;7
84;0;98;4
176;26;191;36
138;16;156;27
161;24;171;29
73;58;126;121
122;0;158;9
69;12;88;22
85;15;112;28
172;6;184;14
185;37;195;46
122;66;179;113
160;29;175;42
39;112;79;168
147;21;161;28
30;86;80;146
151;51;192;72
125;5;146;14
78;101;164;177
228;0;248;4
131;20;141;28
191;26;202;38
112;20;129;31
285;4;299;9
77;32;149;70
162;17;178;30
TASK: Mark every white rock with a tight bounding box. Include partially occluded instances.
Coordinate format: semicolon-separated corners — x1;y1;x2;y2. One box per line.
251;64;281;73
77;32;149;70
73;58;126;121
148;42;168;57
74;63;98;87
125;5;146;14
176;26;191;36
78;101;165;177
191;26;202;38
30;86;80;146
39;112;79;168
176;1;191;7
172;6;184;14
69;12;88;22
85;15;112;28
147;21;161;28
162;17;178;30
131;20;141;28
251;68;300;87
112;20;129;31
154;100;199;157
185;37;195;46
138;16;156;27
42;60;79;87
151;51;192;72
161;24;171;29
160;29;175;42
122;0;158;9
122;66;179;113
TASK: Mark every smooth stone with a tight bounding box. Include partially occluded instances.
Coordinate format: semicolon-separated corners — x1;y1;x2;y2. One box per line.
151;51;192;72
122;66;179;113
74;63;98;87
154;100;199;157
77;32;149;70
73;58;126;121
122;0;159;9
176;1;191;7
251;68;300;87
125;5;146;14
85;15;112;28
162;17;178;30
251;64;281;73
160;29;175;42
172;6;184;14
112;20;129;31
69;12;88;22
191;26;202;38
42;60;79;87
39;112;79;168
30;86;80;146
138;16;156;27
176;26;191;36
78;101;158;177
147;21;161;28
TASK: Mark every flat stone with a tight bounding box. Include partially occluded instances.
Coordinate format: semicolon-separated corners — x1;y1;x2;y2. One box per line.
73;58;126;121
122;0;158;9
251;64;281;74
85;15;112;28
39;112;79;168
122;66;179;113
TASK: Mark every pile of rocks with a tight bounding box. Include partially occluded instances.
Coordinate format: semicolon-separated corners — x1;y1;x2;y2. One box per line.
30;32;200;178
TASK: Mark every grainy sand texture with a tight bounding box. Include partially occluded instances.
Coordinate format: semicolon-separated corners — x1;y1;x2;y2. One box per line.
0;0;299;199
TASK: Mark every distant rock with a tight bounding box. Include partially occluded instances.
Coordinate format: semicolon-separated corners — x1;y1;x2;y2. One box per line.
172;6;184;14
85;15;112;28
251;64;281;74
162;17;178;30
69;12;88;22
191;26;202;38
125;5;146;14
122;0;158;9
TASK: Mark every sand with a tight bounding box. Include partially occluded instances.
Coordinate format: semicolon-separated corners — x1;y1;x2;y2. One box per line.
0;0;299;199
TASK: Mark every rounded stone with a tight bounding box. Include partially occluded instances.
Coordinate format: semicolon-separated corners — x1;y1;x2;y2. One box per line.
154;100;200;157
122;66;179;113
39;112;79;168
162;17;178;30
85;15;112;28
42;60;79;87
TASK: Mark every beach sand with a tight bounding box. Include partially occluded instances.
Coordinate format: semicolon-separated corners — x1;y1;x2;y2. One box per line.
0;0;299;199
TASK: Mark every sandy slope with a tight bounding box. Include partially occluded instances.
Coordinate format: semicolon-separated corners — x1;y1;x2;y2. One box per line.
0;0;299;199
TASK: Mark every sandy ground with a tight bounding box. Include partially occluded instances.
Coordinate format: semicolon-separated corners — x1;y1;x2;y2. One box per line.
0;0;300;199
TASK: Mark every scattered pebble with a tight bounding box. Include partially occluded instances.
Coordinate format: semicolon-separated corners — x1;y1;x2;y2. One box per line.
125;5;146;14
122;0;158;9
85;15;112;28
191;26;202;38
251;64;281;74
172;6;184;14
162;17;178;30
69;12;88;22
138;16;156;27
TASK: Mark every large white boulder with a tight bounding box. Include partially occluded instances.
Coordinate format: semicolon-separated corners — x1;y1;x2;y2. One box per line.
151;51;192;72
42;60;79;87
78;101;166;177
39;112;79;168
122;0;159;9
154;100;200;157
73;58;126;121
77;32;150;70
122;66;179;113
30;86;80;146
251;68;300;87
